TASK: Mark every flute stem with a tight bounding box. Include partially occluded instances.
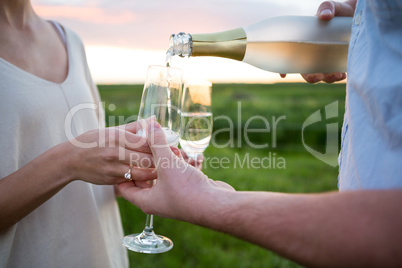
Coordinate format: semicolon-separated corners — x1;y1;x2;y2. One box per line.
144;214;154;233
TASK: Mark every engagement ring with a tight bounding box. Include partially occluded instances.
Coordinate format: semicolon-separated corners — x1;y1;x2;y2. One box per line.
124;165;133;181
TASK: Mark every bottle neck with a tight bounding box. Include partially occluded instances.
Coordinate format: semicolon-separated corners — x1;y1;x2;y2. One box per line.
191;28;247;61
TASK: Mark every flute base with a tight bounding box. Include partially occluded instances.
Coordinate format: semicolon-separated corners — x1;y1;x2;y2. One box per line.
122;229;173;254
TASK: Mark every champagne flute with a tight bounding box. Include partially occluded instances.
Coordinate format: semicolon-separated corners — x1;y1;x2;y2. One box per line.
122;65;182;254
180;80;213;163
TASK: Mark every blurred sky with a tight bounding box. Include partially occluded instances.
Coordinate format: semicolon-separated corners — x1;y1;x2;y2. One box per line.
32;0;325;84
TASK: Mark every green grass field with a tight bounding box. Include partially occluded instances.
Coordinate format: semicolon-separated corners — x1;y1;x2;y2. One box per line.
99;82;346;268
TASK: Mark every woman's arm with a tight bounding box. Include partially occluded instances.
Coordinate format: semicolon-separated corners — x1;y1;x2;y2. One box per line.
0;142;74;230
0;122;155;231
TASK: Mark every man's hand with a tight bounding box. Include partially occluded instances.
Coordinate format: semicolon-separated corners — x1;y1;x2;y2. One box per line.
180;149;204;170
118;118;233;222
281;0;357;83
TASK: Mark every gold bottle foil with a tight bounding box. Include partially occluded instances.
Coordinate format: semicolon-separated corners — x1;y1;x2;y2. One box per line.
191;28;247;61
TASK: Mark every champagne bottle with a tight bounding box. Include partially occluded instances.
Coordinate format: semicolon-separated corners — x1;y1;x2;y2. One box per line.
168;16;352;74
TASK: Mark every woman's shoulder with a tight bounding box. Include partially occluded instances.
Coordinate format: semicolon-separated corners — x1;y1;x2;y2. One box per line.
50;21;86;52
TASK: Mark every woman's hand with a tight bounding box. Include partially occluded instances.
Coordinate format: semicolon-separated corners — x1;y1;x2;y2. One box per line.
280;0;357;83
118;119;234;223
65;119;157;186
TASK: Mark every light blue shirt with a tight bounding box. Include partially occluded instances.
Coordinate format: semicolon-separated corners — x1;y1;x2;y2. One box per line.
338;0;402;190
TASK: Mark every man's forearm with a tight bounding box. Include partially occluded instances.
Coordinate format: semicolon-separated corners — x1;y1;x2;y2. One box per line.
195;189;402;267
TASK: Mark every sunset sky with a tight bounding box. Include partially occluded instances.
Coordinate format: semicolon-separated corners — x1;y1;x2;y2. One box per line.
32;0;326;84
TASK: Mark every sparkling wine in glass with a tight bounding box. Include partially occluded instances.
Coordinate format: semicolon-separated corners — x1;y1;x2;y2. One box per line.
122;65;182;254
180;80;213;162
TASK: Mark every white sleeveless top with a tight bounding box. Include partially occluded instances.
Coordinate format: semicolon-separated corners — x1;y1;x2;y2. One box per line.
0;23;128;267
